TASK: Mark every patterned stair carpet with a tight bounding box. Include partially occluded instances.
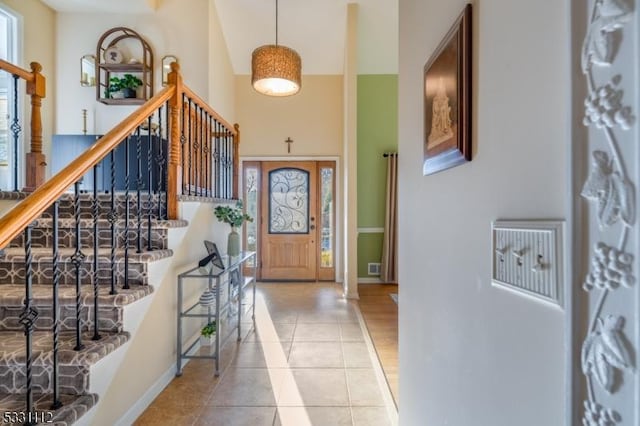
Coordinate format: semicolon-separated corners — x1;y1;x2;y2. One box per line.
0;191;182;425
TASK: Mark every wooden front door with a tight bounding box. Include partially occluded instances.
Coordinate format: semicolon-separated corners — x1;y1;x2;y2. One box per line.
260;161;318;280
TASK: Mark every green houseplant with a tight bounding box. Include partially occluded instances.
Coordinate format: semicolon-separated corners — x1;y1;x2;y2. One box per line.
105;73;142;99
214;201;253;256
200;321;216;347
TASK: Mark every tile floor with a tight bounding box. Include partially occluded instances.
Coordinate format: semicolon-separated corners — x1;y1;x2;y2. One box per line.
135;283;397;426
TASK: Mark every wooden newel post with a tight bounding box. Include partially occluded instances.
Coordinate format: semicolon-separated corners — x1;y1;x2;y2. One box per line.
233;123;240;199
167;62;183;219
24;62;46;192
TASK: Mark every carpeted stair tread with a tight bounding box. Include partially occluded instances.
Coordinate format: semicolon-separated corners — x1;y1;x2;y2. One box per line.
0;330;130;367
0;284;154;333
20;217;188;229
0;392;98;426
0;283;153;308
0;247;173;263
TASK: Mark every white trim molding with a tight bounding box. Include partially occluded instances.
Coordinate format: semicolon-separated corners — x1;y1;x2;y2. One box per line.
357;227;384;234
358;277;384;284
575;0;639;423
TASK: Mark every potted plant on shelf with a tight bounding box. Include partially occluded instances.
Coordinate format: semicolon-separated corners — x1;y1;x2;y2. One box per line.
200;321;216;347
214;200;253;257
105;73;142;99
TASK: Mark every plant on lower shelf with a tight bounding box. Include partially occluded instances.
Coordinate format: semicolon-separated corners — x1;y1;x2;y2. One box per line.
201;321;217;338
200;321;217;347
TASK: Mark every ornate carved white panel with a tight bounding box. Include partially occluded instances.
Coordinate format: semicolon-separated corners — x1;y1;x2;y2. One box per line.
576;0;638;424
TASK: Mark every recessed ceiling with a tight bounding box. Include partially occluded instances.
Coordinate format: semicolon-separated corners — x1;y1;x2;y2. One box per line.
40;0;398;75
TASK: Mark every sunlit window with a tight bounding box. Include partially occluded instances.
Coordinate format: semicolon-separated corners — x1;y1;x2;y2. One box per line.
320;167;333;268
243;165;259;267
0;6;18;189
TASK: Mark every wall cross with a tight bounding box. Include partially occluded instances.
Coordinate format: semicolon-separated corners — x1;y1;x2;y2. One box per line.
285;137;293;153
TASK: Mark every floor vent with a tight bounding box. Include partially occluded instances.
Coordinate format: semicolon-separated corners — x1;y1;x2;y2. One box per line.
368;263;381;276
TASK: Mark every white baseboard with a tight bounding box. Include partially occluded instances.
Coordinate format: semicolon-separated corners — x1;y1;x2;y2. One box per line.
358;277;383;284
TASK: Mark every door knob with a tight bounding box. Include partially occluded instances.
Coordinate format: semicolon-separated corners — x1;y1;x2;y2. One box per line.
310;225;316;230
310;217;315;221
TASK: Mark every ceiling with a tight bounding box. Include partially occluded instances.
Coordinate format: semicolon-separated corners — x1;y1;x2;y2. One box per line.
41;0;159;14
41;0;398;75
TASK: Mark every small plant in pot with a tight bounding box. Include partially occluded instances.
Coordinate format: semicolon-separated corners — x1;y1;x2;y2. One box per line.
105;74;142;99
214;200;253;257
200;321;216;347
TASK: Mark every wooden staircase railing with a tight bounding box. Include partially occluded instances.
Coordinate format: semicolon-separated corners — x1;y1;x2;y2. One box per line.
0;59;47;192
0;61;239;416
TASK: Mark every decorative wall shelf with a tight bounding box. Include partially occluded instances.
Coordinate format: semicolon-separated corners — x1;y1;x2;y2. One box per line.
95;27;153;105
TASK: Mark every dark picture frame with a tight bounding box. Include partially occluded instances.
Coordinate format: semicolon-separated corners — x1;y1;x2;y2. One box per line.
423;4;472;175
199;240;225;269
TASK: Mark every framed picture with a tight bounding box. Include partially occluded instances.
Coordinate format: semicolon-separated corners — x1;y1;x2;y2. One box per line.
199;240;225;269
423;4;472;175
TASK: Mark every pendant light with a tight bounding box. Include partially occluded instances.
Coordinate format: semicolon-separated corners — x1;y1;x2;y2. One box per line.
251;0;301;96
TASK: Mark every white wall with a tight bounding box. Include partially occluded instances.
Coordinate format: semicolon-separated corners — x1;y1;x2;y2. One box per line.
234;75;343;157
398;0;569;425
54;0;209;134
208;0;235;124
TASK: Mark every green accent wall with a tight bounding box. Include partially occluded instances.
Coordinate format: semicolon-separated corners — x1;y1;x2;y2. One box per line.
358;233;385;277
357;75;398;278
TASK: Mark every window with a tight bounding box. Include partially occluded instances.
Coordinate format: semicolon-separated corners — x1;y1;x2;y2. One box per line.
0;6;19;190
320;166;334;268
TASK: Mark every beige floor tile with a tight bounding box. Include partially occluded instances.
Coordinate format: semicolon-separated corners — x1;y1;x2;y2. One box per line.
209;368;285;406
244;323;296;342
342;342;373;368
231;341;292;368
194;406;276;426
278;369;349;407
296;311;341;323
288;342;344;368
293;323;341;342
134;406;199;426
340;323;365;342
137;283;398;425
266;310;299;324
346;369;385;406
274;407;352;426
351;407;393;426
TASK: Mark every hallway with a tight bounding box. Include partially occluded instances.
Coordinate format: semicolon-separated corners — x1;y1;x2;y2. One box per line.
135;283;397;425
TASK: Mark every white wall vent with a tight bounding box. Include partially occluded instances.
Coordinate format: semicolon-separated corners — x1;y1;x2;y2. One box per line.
368;263;381;276
491;220;564;307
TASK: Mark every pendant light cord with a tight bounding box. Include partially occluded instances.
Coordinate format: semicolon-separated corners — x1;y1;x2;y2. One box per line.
275;0;279;46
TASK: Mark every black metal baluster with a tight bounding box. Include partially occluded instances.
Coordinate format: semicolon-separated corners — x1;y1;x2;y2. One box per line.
51;201;62;409
230;133;235;199
20;225;38;424
147;115;154;251
108;151;117;295
124;136;131;289
136;127;143;253
206;114;212;197
180;94;187;195
222;127;229;198
71;181;85;351
192;105;198;196
164;101;170;219
156;105;165;220
199;107;204;197
92;165;101;341
214;120;220;198
187;99;193;196
10;75;21;192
